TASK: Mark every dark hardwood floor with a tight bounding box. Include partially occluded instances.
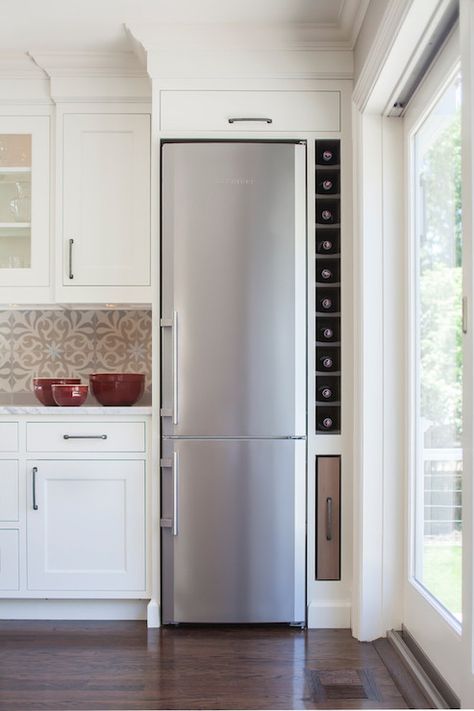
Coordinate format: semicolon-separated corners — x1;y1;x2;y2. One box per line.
0;622;425;710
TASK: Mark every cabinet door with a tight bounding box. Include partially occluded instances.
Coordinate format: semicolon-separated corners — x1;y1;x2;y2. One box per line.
62;113;150;287
0;116;50;289
27;459;145;592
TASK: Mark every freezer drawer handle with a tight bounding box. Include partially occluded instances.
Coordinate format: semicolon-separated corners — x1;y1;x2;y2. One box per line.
32;466;38;510
326;497;333;541
173;451;179;536
63;434;107;440
228;117;273;124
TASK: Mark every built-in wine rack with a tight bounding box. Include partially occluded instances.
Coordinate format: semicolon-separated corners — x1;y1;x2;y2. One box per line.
315;140;341;434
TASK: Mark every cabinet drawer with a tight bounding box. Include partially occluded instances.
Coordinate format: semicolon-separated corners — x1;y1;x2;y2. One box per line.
0;423;19;452
0;461;19;521
160;90;340;132
0;530;19;590
26;422;145;453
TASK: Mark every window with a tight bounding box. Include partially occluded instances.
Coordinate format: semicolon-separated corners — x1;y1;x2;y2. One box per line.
413;71;462;621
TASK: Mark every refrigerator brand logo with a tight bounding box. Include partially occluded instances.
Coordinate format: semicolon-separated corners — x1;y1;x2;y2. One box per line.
218;177;256;185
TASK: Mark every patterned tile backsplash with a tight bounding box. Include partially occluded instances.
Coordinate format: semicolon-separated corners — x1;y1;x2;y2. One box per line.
0;310;152;403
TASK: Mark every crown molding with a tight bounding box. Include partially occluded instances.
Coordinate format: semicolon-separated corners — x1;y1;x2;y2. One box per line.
0;52;47;78
29;51;148;78
127;20;369;53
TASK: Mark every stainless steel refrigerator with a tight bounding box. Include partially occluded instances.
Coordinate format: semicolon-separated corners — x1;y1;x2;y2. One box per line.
160;141;306;624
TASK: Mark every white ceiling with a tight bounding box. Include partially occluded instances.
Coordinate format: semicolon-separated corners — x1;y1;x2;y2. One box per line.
0;0;368;53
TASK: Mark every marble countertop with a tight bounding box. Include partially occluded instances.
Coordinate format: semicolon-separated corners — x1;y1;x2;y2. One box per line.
0;405;152;415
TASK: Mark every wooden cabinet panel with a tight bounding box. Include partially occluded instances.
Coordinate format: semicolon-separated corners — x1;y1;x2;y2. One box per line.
62;113;150;288
26;459;145;591
316;455;340;580
0;460;19;521
160;90;340;132
0;529;19;590
0;422;18;451
26;421;145;453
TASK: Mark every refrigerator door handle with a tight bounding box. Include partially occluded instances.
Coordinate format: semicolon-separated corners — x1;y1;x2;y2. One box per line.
173;451;179;536
160;312;179;424
172;311;179;425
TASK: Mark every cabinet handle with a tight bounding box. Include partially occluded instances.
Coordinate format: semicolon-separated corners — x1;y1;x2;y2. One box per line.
32;466;38;510
173;451;179;536
326;496;333;541
63;434;107;440
228;117;272;124
68;238;74;280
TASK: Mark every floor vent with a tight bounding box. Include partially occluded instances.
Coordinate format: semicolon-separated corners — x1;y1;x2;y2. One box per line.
306;668;381;702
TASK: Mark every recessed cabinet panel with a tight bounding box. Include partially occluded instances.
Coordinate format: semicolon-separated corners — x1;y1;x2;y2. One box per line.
0;460;19;521
316;456;341;580
0;422;18;451
160;90;340;132
0;529;19;590
27;459;145;591
62;113;151;287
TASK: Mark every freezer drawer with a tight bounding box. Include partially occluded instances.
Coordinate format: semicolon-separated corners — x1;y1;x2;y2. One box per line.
161;438;305;624
161;141;306;438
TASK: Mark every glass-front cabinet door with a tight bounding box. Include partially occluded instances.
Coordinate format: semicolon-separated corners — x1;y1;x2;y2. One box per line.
0;116;49;294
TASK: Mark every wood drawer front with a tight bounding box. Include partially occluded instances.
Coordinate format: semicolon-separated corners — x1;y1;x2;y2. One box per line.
160;90;340;132
0;423;19;452
316;456;341;580
26;422;145;453
0;461;19;521
0;530;19;590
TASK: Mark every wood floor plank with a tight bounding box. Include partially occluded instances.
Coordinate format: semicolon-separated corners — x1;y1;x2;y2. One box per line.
0;622;417;710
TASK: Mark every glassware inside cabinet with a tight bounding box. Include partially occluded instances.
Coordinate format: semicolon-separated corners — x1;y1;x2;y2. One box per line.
0;135;32;269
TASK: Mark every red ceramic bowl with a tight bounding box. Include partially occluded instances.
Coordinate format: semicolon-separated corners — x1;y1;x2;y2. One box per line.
51;384;88;407
33;377;81;407
89;373;145;407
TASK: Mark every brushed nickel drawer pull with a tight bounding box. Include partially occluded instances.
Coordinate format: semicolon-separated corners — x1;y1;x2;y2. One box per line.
63;434;107;440
228;117;273;124
326;496;333;541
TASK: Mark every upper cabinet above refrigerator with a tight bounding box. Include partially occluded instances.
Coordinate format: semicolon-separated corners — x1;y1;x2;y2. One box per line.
161;141;307;438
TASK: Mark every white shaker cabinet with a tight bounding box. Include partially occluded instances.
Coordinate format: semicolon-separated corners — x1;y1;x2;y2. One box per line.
27;459;145;592
0;115;50;303
57;112;151;303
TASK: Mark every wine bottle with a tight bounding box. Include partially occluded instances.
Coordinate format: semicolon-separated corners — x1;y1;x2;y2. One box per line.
318;386;333;400
320;356;333;369
320;326;334;340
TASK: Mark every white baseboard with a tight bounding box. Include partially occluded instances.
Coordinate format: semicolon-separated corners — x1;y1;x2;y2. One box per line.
307;600;351;628
0;599;148;621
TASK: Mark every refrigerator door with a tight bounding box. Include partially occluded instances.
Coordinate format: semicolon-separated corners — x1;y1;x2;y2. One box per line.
161;438;306;624
161;141;306;437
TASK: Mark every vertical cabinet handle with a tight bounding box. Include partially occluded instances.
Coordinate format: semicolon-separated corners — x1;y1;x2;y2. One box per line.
326;496;333;540
173;451;179;536
32;466;38;510
68;238;74;280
